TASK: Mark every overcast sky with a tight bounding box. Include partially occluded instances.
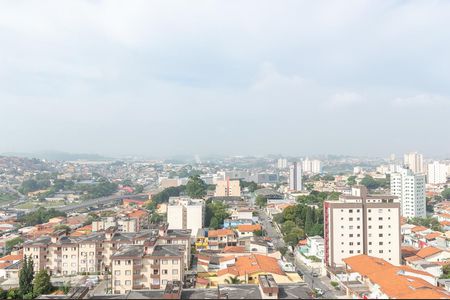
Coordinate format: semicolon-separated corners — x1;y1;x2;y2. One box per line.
1;1;449;158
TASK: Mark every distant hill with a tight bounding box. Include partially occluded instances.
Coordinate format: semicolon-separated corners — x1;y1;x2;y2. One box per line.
2;151;112;161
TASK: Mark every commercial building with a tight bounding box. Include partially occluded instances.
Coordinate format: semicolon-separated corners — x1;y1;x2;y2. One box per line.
403;152;424;174
214;179;241;197
288;162;302;191
427;161;448;184
324;186;401;270
391;167;426;218
167;197;205;237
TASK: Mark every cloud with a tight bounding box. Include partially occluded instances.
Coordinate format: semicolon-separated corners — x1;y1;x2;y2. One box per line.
392;94;449;107
325;92;365;109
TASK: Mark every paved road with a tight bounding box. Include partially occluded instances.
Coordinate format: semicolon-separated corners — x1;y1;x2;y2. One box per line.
257;207;343;299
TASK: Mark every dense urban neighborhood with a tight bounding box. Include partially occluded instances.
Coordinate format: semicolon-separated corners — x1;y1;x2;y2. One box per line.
0;153;449;299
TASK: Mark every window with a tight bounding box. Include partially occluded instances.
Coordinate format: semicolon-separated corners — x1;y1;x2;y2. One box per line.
379;225;383;229
172;269;178;275
172;260;178;265
349;242;354;246
349;218;353;221
125;270;131;275
162;280;168;285
162;269;168;275
114;280;121;286
349;226;354;230
349;234;353;237
379;250;383;253
368;217;371;221
379;242;383;245
115;270;121;275
379;234;383;237
349;210;353;213
368;225;372;229
369;242;372;245
349;250;354;254
162;260;168;265
368;209;371;213
125;280;131;286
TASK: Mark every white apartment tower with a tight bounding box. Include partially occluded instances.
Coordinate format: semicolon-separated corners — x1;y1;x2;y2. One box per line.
403;152;424;174
289;162;302;191
427;161;448;184
167;197;205;236
390;168;426;218
311;160;322;174
324;186;401;269
277;158;288;169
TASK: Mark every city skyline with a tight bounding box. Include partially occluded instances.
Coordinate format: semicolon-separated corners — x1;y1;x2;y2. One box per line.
1;1;450;157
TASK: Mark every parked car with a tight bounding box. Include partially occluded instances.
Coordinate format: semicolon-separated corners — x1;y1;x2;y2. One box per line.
312;272;319;277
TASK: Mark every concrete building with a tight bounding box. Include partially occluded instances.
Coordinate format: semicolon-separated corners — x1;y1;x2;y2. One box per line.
391;168;426;218
277;158;288;169
289;162;302;191
324;186;401;270
214;178;241;197
167;197;205;237
404;152;424;174
302;159;322;174
428;161;448;184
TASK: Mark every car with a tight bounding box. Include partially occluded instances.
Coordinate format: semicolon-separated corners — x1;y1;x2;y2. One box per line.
314;288;324;296
312;272;319;277
297;270;304;277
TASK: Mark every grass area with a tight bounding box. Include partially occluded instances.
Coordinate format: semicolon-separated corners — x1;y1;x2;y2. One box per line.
0;193;18;203
16;200;67;210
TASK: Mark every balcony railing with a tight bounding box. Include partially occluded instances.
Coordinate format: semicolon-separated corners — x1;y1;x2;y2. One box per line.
150;284;160;289
150;263;159;269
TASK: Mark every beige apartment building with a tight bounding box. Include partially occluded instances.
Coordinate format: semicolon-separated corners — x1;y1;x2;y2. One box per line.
214;178;241;197
111;244;184;294
324;186;401;271
23;225;190;288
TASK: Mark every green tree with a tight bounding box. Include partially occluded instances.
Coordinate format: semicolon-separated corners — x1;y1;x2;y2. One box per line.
277;246;288;256
284;227;305;247
7;288;19;300
210;217;219;230
185;175;207;199
19;255;34;297
255;195;267;208
54;224;71;234
253;229;264;236
347;176;357;186
0;288;7;299
442;188;450;200
5;237;24;254
224;275;242;284
33;270;53;297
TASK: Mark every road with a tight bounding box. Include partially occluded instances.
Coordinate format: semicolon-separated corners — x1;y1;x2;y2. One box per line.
57;193;147;212
257;205;343;299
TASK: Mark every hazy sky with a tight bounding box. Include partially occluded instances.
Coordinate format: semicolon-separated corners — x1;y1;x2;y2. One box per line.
1;1;450;158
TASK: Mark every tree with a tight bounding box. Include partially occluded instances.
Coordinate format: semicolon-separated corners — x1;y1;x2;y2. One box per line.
442;188;450;200
18;207;66;227
347;176;357;186
210;217;219;230
19;255;34;297
253;229;264;237
7;288;19;300
0;288;7;300
5;237;24;254
284;227;305;247
255;195;267;208
185;175;207;199
360;175;380;189
54;224;71;234
224;275;242;284
33;270;53;297
277;246;288;256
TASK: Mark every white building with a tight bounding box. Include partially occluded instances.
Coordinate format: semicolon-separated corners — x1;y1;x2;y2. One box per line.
277;158;288;169
214;179;241;197
391;168;426;218
301;159;322;174
404;152;424;174
324;186;401;269
289;162;302;191
428;161;448;184
167;197;205;237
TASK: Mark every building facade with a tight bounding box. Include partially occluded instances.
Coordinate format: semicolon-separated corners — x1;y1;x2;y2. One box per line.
427;161;448;184
324;186;401;270
391;168;426;218
289;162;302;191
403;152;424;174
167;197;205;237
214;179;241;197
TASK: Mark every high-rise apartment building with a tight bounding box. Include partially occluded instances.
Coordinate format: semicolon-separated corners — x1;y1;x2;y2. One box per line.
324;186;401;270
403;152;424;174
214;178;241;197
390;168;426;218
427;161;448;184
277;158;288;169
289;162;302;191
167;197;205;236
302;158;322;174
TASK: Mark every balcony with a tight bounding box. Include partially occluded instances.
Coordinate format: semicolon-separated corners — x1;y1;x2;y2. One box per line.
150;284;160;289
133;284;144;290
150;273;159;279
150;263;159;269
134;264;143;270
133;273;144;279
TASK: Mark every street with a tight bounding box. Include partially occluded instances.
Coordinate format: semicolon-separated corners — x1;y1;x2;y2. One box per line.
256;203;344;299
